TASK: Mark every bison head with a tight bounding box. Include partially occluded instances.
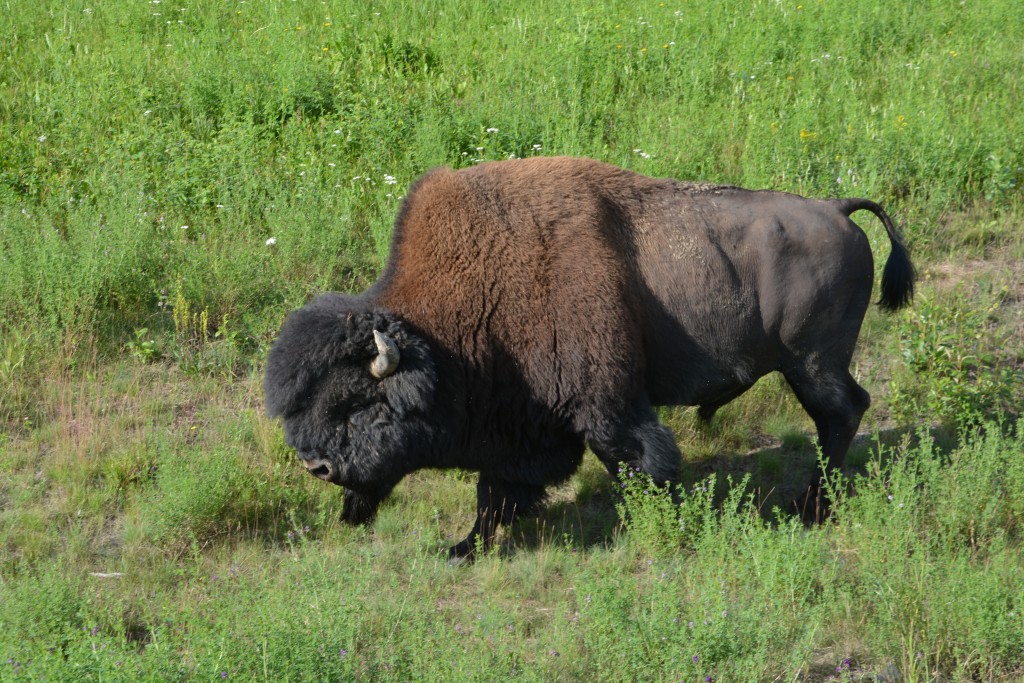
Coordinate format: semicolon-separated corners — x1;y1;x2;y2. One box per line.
264;293;439;524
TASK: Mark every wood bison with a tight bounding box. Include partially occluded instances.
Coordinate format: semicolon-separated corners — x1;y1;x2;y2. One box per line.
265;156;913;561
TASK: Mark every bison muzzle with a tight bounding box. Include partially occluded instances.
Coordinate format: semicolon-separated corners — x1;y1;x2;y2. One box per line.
265;157;914;562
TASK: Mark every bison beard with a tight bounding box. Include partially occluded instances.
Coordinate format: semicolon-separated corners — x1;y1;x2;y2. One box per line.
264;157;914;562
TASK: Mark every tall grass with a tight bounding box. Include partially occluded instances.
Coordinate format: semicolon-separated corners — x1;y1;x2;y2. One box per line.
2;0;1023;385
2;1;1024;680
2;414;1022;680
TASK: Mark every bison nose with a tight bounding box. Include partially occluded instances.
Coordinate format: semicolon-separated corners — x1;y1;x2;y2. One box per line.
303;457;339;484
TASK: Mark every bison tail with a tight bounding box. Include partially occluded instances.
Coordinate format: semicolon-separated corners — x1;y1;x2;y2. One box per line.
835;198;915;312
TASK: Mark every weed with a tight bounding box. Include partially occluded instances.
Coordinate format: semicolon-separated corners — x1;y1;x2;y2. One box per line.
889;290;1018;428
124;328;159;363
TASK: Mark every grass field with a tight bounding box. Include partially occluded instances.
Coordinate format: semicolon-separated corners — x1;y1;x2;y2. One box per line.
2;0;1023;680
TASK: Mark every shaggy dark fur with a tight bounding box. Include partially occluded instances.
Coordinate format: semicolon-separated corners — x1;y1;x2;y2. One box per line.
265;157;914;561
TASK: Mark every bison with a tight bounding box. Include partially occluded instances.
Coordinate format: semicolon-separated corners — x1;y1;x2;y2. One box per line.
265;156;913;561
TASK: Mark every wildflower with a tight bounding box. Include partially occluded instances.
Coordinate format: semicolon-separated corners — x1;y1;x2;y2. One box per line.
532;144;542;151
220;673;228;680
38;135;47;142
339;648;348;658
799;129;816;141
693;654;700;663
384;175;397;185
180;225;189;230
486;127;499;133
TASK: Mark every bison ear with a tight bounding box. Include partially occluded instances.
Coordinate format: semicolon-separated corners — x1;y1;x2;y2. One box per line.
370;329;400;378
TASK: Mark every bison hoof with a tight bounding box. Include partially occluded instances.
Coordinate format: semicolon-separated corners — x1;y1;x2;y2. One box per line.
793;480;832;525
447;539;476;566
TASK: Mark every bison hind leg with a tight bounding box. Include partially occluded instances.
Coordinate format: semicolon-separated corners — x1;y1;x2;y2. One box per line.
696;383;755;425
783;364;870;522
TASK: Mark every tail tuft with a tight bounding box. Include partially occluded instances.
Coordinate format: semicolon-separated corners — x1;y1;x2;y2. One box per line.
835;198;915;311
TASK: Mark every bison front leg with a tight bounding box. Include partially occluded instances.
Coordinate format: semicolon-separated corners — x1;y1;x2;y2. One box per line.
448;477;546;565
340;485;392;526
587;404;683;487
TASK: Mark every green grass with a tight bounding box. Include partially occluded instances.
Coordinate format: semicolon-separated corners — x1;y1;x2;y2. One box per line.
2;0;1024;680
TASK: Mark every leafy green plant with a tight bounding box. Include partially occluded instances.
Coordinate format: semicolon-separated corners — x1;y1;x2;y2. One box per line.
615;467;723;558
124;327;159;363
889;290;1017;428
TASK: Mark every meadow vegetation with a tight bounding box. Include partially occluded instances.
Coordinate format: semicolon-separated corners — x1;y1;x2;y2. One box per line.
1;0;1023;680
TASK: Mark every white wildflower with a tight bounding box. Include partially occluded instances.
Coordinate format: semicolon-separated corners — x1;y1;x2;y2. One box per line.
486;127;499;133
266;237;277;246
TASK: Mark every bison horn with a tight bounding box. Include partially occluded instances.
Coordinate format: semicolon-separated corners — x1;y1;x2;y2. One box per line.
370;329;400;378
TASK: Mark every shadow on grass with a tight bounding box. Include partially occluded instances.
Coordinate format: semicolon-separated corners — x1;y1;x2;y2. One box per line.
499;420;972;559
